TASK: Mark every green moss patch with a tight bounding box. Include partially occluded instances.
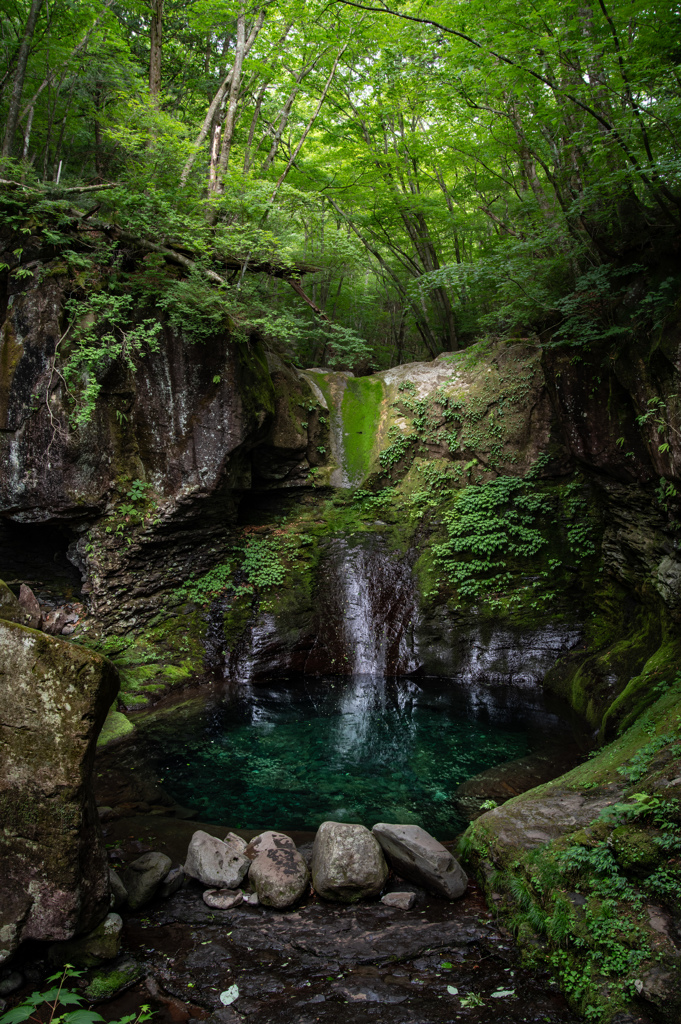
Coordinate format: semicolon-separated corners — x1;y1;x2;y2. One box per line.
84;960;143;1000
341;375;384;485
462;681;681;1021
97;709;135;748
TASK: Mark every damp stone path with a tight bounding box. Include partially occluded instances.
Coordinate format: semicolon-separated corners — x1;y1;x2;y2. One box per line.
93;876;579;1024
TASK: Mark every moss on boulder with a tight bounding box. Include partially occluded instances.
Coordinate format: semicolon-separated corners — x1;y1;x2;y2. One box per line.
97;709;135;748
0;620;119;963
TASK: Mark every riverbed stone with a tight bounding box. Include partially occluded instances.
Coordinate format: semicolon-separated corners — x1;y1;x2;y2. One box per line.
184;830;250;889
0;619;119;963
372;823;468;900
0;580;32;627
202;888;244;910
246;831;310;908
312;821;388;902
381;891;416;910
159;865;184;898
123;851;171;909
18;585;41;628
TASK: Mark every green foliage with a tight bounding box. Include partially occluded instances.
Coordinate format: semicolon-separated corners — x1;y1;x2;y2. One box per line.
0;966;152;1024
62;292;162;427
433;476;549;602
379;428;417;472
3;0;678;372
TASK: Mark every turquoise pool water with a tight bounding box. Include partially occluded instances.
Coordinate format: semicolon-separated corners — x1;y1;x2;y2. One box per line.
143;675;580;837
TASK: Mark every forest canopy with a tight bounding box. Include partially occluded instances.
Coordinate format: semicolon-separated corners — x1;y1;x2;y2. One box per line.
1;0;680;371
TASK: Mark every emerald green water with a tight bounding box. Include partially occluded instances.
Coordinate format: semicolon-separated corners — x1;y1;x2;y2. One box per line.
144;676;578;837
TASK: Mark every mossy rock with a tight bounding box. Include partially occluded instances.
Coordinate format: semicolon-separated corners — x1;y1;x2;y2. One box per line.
85;959;143;1001
97;708;135;748
611;825;661;875
0;579;33;627
0;620;119;961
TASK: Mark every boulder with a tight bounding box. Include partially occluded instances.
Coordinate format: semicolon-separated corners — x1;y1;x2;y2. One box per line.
184;830;250;889
123;851;171;909
202;889;243;910
246;831;309;908
0;619;119;963
84;960;143;1001
109;869;128;909
0;973;23;997
381;891;416;910
372;823;468;900
311;822;388;903
48;912;122;967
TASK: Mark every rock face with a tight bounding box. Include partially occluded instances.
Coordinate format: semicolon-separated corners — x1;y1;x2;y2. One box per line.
311;822;388;903
184;831;250;889
0;619;119;963
123;851;172;909
109;869;128;909
0;274;333;635
372;823;468;900
246;831;310;908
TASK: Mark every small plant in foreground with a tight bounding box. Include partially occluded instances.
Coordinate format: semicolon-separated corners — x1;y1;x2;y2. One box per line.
0;966;153;1024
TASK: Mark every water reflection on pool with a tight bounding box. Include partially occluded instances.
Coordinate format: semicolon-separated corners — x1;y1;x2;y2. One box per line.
139;675;585;838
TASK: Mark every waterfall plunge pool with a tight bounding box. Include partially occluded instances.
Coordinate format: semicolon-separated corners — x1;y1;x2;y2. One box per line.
134;675;587;839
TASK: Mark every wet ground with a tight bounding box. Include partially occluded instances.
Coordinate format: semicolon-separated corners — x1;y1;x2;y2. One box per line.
110;882;576;1024
5;815;581;1024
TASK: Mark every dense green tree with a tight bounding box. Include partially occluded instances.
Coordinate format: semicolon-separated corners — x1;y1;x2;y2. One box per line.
1;0;679;369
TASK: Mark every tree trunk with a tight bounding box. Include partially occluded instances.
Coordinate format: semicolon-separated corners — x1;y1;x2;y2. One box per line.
149;0;163;100
214;8;247;187
2;0;45;157
181;10;264;185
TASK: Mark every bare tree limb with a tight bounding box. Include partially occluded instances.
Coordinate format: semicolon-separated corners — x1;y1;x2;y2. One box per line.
288;277;330;320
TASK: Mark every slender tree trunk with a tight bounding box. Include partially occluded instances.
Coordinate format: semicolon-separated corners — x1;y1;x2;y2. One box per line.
2;0;45;157
181;10;264;185
149;0;164;101
22;104;35;159
214;8;246;186
94;82;103;178
260;78;303;173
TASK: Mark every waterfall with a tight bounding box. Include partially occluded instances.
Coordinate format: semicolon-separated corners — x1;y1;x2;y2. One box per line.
324;537;419;677
301;369;353;488
337;542;388;674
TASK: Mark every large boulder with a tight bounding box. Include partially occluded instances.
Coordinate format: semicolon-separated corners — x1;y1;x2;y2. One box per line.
184;831;250;889
311;822;388;903
0;619;119;963
372;823;468;900
246;831;309;908
122;851;171;909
